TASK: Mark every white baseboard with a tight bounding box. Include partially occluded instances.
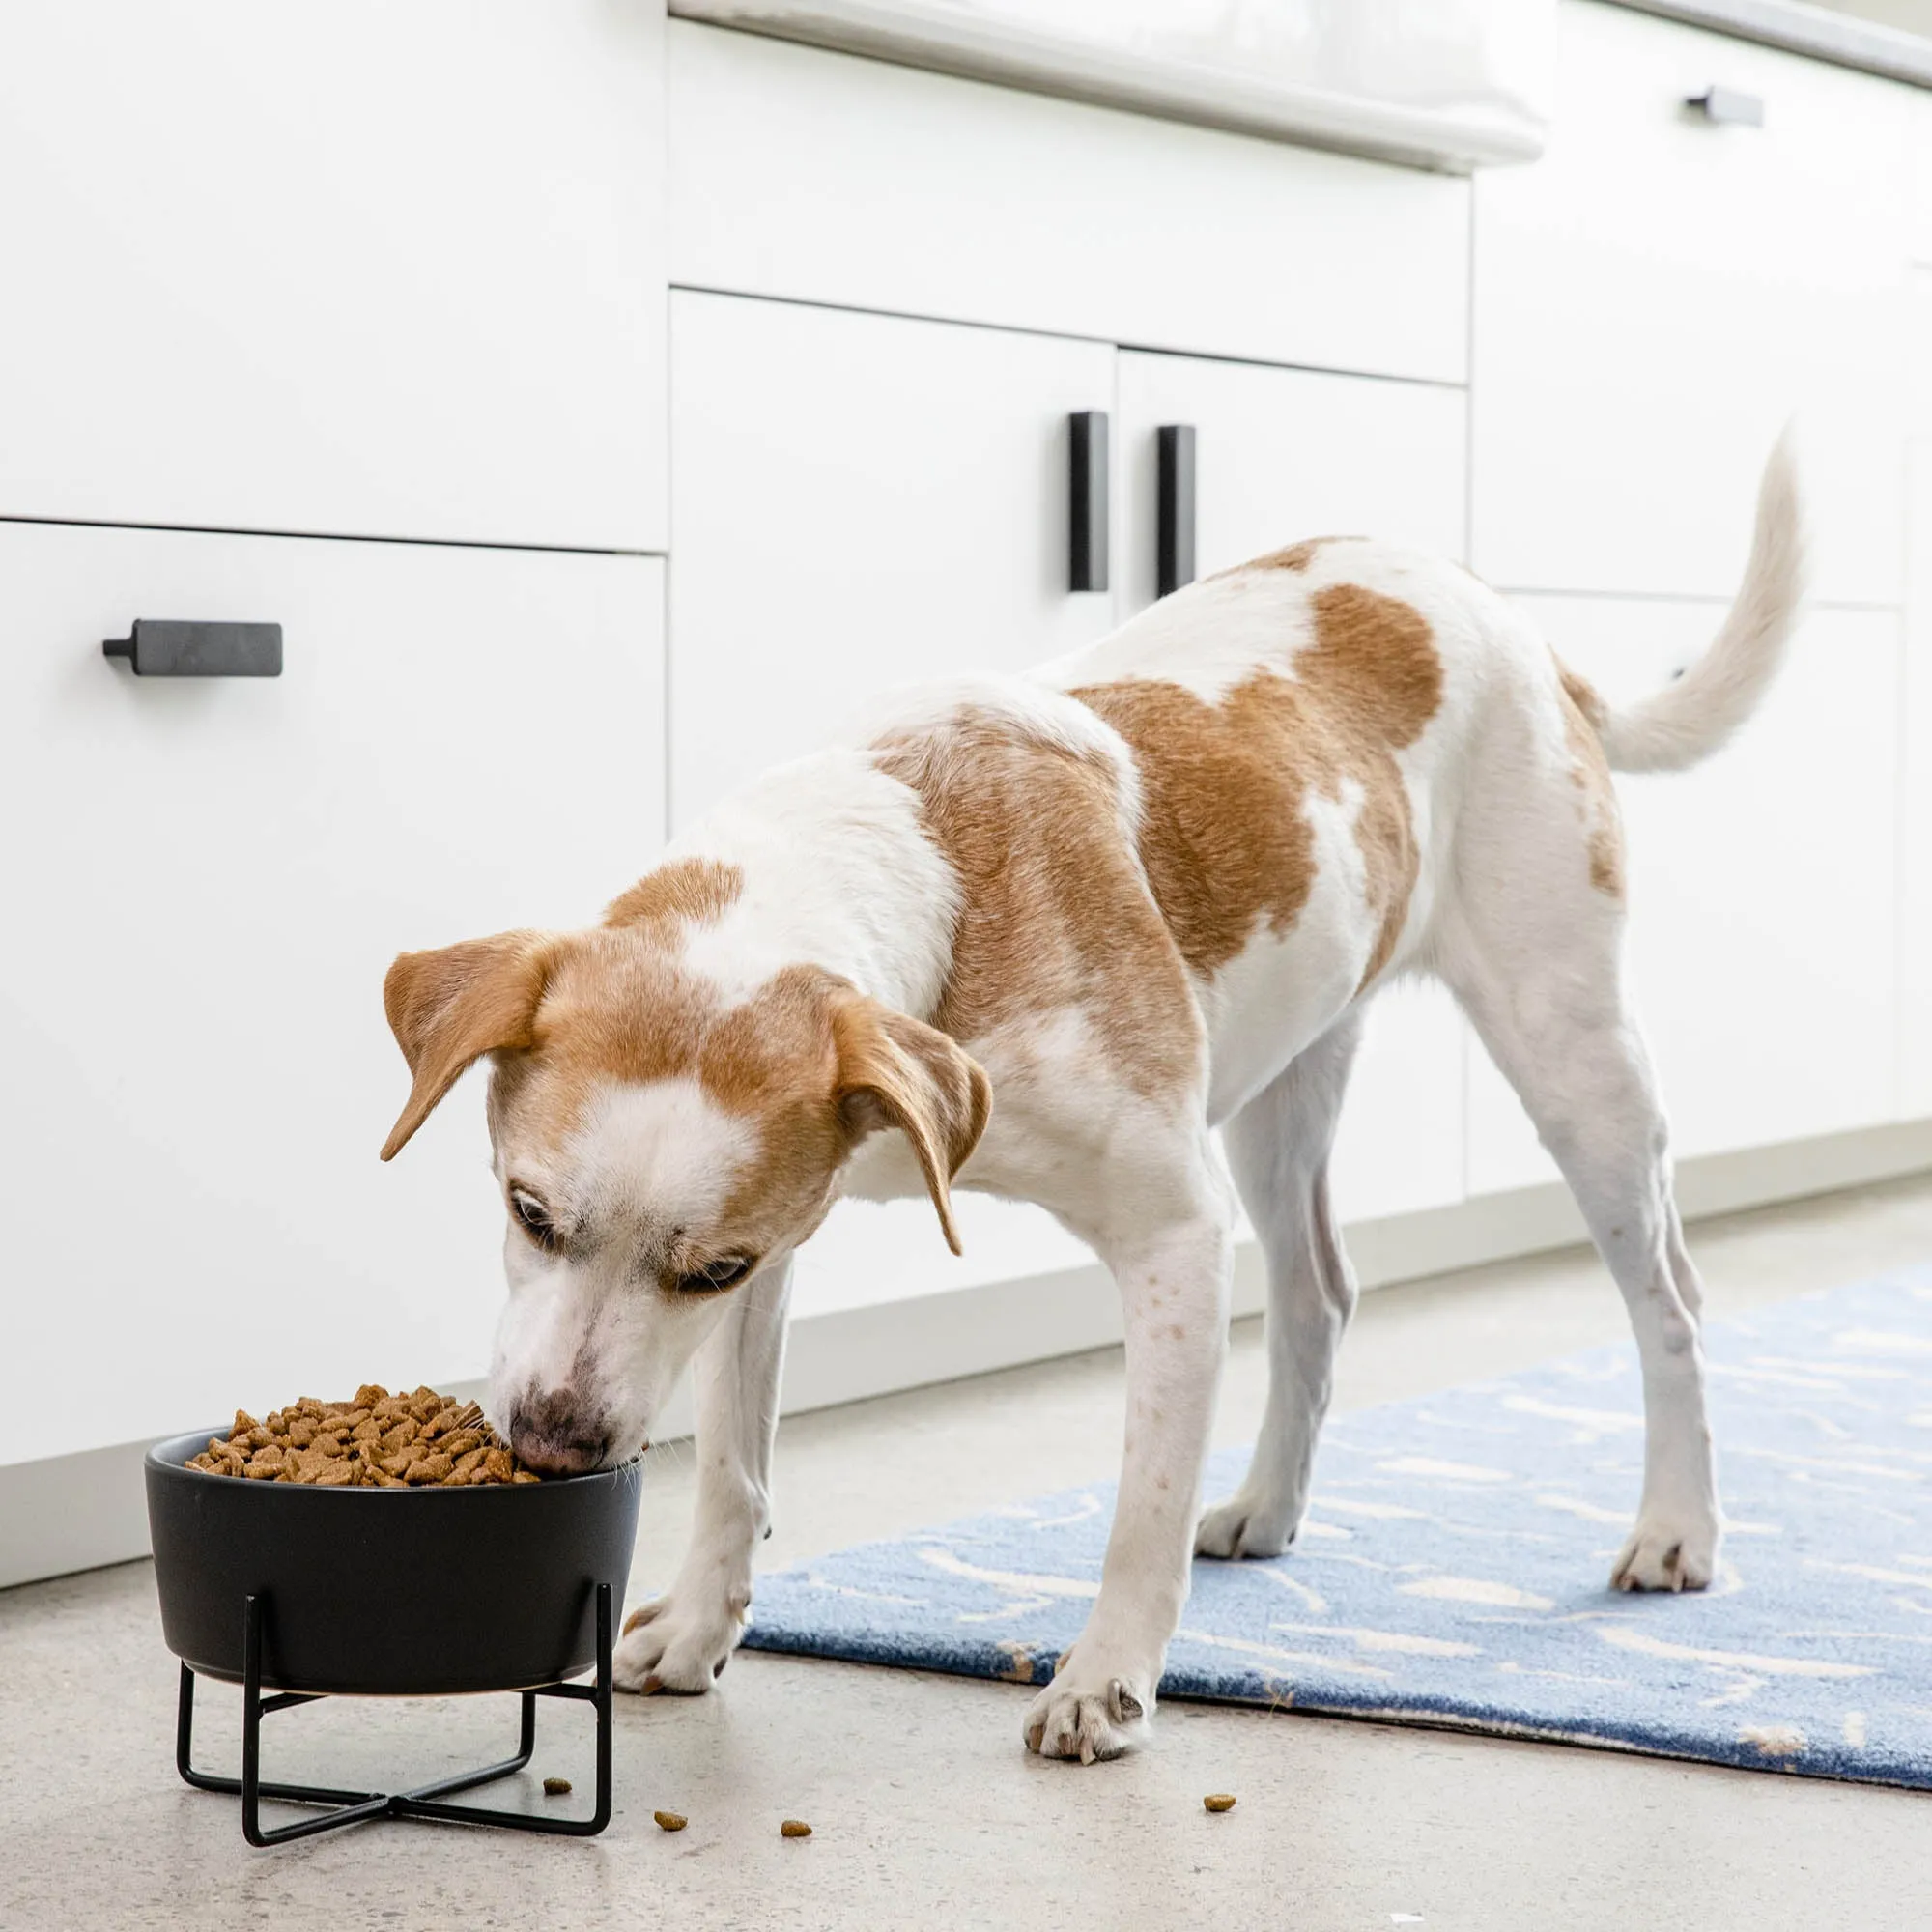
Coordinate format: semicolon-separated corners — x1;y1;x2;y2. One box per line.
766;1117;1932;1421
8;1117;1931;1593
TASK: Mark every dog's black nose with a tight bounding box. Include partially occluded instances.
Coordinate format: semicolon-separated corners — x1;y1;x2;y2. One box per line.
507;1387;612;1476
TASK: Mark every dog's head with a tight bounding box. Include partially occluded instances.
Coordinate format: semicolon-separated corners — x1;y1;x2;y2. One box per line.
378;903;988;1474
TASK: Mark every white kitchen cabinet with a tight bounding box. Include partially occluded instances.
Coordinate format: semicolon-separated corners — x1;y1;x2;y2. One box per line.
1328;982;1469;1226
671;290;1117;1316
668;291;1120;820
0;526;666;1467
1114;348;1471;1221
1914;90;1932;265
0;1;667;551
1471;0;1914;606
1904;384;1932;1117
1467;597;1899;1195
668;21;1470;386
1114;351;1468;612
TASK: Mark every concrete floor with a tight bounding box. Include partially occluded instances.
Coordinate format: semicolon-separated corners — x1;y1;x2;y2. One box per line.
7;1176;1932;1929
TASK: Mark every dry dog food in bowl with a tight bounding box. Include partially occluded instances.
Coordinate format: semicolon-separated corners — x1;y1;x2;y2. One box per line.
147;1391;644;1695
187;1384;542;1488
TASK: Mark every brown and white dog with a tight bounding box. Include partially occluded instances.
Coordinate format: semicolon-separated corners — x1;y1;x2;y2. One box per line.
380;440;1802;1764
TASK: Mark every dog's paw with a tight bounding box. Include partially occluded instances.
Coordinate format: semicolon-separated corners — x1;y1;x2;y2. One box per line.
613;1585;750;1694
1022;1661;1151;1765
1609;1512;1719;1593
1195;1490;1296;1560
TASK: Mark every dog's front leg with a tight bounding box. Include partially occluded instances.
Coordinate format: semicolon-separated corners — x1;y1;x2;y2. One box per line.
1024;1192;1233;1762
615;1254;793;1694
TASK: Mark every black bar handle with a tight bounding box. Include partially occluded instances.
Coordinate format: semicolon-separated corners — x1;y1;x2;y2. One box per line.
1686;85;1763;127
104;619;282;677
1156;424;1197;599
1068;411;1109;594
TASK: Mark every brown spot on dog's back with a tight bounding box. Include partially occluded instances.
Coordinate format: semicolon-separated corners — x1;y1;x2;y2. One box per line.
1553;665;1625;899
1301;584;1441;742
875;718;1204;1101
1075;582;1441;986
604;857;743;934
1241;535;1360;574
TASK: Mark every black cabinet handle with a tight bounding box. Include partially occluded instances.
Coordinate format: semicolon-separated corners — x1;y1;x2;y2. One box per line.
1156;424;1197;599
1068;411;1109;594
1686;85;1763;127
104;620;283;677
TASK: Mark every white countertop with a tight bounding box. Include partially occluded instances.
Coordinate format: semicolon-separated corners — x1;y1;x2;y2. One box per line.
1611;0;1932;87
672;1;1555;171
671;0;1929;183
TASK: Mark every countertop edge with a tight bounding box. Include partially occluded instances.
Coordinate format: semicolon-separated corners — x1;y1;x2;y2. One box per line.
1606;0;1932;90
670;3;1545;171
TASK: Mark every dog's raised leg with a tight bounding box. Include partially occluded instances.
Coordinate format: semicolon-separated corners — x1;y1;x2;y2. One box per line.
1195;1016;1362;1561
614;1253;793;1692
1023;1142;1235;1763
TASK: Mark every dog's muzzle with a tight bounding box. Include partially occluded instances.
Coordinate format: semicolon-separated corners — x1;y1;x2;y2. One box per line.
505;1384;615;1476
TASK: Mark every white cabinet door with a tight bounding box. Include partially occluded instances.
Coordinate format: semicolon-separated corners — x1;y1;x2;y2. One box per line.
1467;597;1899;1196
1914;90;1932;266
0;526;666;1466
669;291;1120;821
1904;349;1932;1116
1115;349;1470;1222
1327;982;1469;1227
1471;0;1914;606
1114;350;1467;611
671;291;1117;1317
0;1;666;550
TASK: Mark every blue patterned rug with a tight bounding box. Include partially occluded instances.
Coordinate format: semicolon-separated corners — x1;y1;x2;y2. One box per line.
744;1272;1932;1788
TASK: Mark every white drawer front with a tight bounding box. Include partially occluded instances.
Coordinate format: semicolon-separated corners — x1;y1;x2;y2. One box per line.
0;2;667;551
1;527;666;1465
668;22;1470;385
1467;596;1899;1195
1471;1;1915;606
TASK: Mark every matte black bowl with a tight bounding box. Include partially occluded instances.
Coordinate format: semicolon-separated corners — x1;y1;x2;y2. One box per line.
146;1429;643;1696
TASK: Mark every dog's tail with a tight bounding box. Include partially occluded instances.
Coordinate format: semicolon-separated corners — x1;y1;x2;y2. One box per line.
1593;433;1805;775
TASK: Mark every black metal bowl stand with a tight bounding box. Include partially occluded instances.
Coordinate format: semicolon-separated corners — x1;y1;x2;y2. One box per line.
174;1583;614;1847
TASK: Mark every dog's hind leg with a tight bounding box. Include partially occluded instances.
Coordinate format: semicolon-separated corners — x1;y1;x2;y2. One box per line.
1195;1015;1363;1560
1442;871;1720;1593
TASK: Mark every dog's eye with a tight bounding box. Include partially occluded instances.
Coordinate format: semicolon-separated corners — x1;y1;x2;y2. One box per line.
509;1189;556;1250
674;1256;753;1294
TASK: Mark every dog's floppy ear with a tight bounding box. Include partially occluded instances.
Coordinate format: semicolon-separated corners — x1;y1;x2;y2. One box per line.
380;931;554;1160
832;995;990;1256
